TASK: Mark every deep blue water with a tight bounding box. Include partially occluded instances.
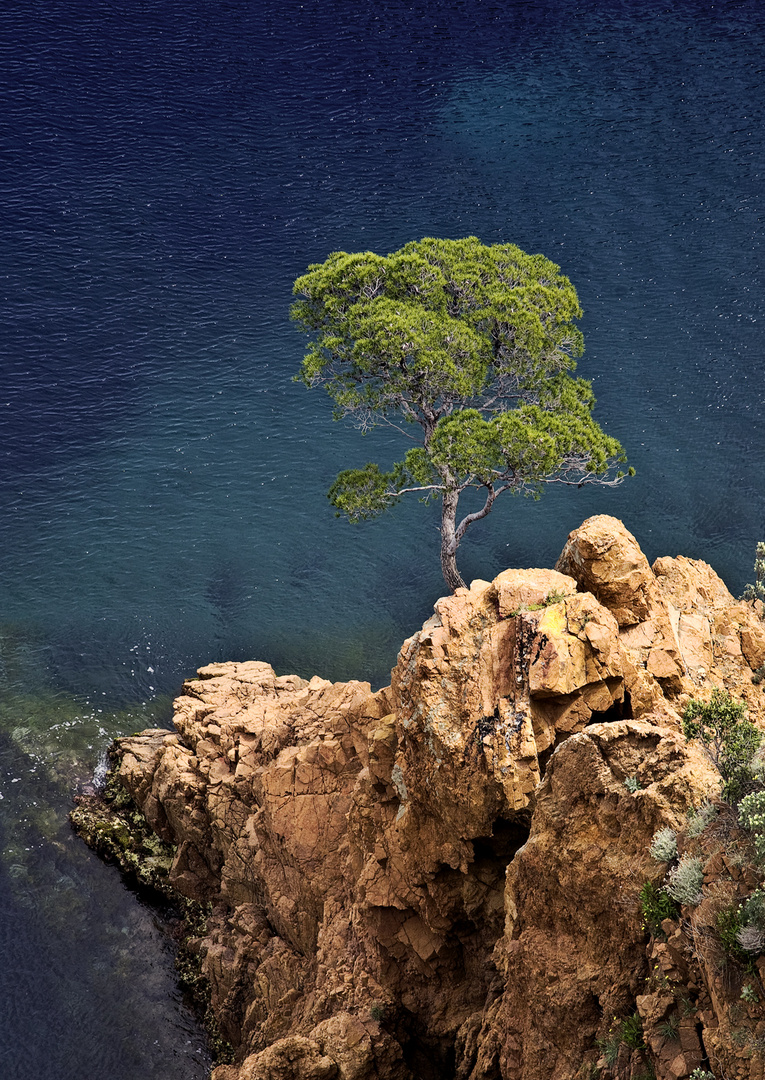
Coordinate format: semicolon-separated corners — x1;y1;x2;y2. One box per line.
1;0;764;1074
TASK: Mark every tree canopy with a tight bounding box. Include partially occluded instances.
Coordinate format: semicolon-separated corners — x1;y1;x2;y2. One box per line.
292;236;631;592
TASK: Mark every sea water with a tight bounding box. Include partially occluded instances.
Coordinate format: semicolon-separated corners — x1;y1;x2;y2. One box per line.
1;0;763;1073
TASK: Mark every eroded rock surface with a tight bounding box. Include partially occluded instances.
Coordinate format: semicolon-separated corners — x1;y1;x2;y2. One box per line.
75;517;765;1080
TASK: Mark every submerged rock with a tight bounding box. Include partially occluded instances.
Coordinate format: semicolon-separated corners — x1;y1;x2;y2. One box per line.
74;517;765;1080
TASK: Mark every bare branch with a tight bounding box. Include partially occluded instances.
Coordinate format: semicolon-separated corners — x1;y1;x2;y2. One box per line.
543;469;629;488
384;484;442;497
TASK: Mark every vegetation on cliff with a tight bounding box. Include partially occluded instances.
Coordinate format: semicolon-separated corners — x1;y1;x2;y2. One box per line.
629;691;765;1080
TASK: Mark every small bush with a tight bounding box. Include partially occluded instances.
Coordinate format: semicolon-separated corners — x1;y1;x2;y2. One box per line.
658;1014;679;1040
665;855;704;906
649;827;678;862
597;1014;644;1067
734;890;765;956
717;903;746;959
688;1071;715;1080
686;801;718;838
741;541;765;608
597;1032;620;1069
620;1012;644;1049
740;888;765;931
741;983;759;1004
682;690;762;803
737;924;765;954
739;791;765;863
640;881;679;936
625;775;641;793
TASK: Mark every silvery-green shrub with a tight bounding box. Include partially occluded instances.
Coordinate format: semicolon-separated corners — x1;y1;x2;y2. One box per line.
665;854;704;906
686;801;717;838
649;827;678;862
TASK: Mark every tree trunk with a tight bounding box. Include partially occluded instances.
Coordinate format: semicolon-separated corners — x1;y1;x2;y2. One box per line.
440;490;467;592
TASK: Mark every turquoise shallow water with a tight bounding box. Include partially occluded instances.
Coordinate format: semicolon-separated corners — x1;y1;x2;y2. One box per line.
1;0;764;1073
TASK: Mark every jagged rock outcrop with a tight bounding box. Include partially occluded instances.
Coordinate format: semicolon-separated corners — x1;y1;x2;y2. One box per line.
74;517;765;1080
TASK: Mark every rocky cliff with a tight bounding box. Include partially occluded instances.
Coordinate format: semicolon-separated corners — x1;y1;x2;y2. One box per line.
73;516;765;1080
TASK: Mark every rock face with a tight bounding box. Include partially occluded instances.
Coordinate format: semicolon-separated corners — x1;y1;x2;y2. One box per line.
76;517;765;1080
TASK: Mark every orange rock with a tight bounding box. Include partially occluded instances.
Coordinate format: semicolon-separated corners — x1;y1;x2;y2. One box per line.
96;516;765;1080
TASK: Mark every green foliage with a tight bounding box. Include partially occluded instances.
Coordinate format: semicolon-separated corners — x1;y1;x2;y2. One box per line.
598;1014;645;1066
740;889;765;931
688;1071;715;1080
640;881;679;936
741;541;765;608
293;237;630;590
624;775;641;793
649;827;678;861
739;792;765;864
682;690;762;803
735;889;765;955
658;1014;679;1040
328;463;397;522
741;983;760;1004
716;903;750;962
619;1013;645;1049
597;1032;620;1070
664;855;704;906
506;589;570;618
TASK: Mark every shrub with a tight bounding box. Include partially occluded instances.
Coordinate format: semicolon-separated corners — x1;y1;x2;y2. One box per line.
717;903;747;960
741;983;759;1004
739;888;765;931
597;1014;644;1067
640;881;679;936
624;775;641;793
737;924;765;954
686;801;718;838
597;1031;620;1069
649;827;678;862
688;1071;715;1080
620;1012;644;1048
658;1014;679;1040
735;889;765;955
682;690;762;803
739;791;765;863
665;855;704;906
742;541;765;608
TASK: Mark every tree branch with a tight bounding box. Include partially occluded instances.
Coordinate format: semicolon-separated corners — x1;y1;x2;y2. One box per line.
454;481;514;543
384;484;443;497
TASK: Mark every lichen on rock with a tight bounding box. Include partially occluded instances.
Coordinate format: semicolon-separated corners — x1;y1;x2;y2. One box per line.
73;517;765;1080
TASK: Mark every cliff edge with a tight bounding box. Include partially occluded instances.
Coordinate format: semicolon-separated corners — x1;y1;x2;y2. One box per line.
74;516;765;1080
